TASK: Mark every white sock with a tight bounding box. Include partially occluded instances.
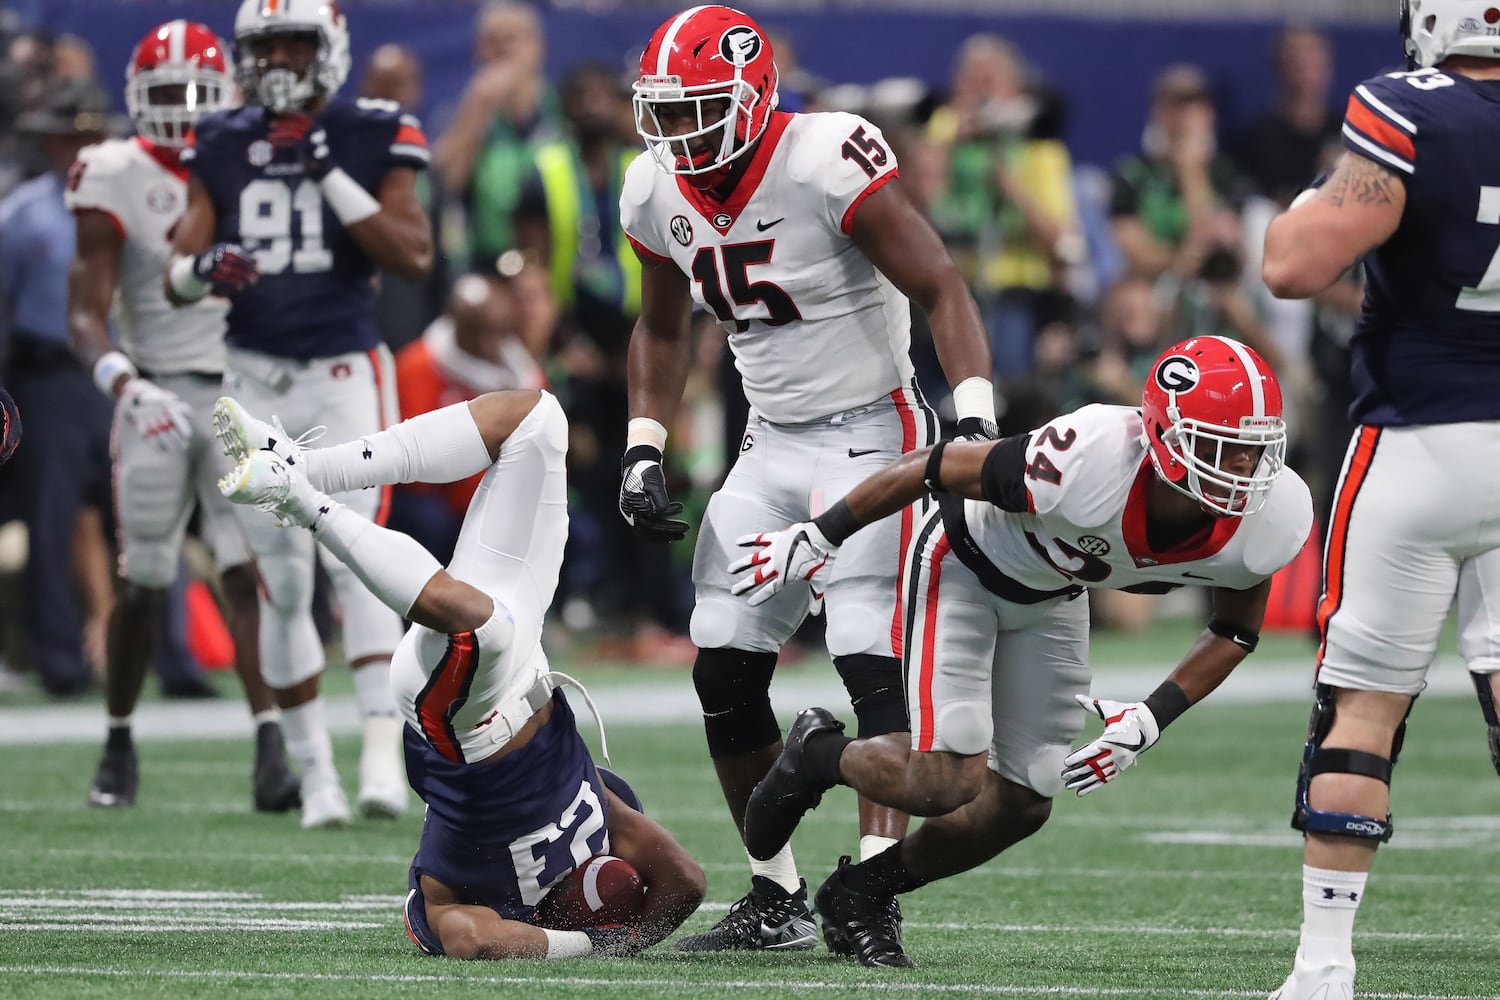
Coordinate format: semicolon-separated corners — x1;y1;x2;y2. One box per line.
108;715;131;730
305;498;442;619
251;709;281;727
859;834;899;862
305;402;491;494
542;928;593;958
748;843;801;896
352;659;397;718
281;696;336;776
1297;865;1366;969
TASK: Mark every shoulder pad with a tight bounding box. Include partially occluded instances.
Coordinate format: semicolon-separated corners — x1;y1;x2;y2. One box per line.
1242;469;1315;577
1027;404;1141;526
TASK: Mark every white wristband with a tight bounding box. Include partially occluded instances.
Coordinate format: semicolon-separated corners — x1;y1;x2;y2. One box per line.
626;416;668;452
168;255;210;302
952;376;996;424
93;350;138;398
319;167;381;226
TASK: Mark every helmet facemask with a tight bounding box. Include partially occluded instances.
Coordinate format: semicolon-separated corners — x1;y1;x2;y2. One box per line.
236;27;328;112
1150;397;1287;518
634;73;766;176
127;69;231;147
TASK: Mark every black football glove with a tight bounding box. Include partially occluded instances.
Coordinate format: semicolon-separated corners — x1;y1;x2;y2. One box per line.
268;111;334;180
619;444;690;543
192;242;259;296
956;415;999;442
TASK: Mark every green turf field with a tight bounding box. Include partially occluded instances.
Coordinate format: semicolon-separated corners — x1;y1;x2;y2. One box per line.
2;643;1498;1000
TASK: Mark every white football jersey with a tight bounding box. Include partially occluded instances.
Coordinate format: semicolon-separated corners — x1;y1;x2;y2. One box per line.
959;404;1314;593
65;137;227;374
621;110;913;423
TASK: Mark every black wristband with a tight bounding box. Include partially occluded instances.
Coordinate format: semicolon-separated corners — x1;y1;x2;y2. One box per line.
1207;617;1259;652
622;444;663;471
1142;680;1190;731
813;499;860;546
923;441;948;493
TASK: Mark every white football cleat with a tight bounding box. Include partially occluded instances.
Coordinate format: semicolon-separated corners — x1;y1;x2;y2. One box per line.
1269;961;1355;1000
218;451;292;520
356;714;408;820
299;765;352;830
213;395;321;466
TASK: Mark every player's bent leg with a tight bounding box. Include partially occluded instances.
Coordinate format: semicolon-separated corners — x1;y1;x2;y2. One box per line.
601;786;706;950
1275;684;1413;998
833;653;913;853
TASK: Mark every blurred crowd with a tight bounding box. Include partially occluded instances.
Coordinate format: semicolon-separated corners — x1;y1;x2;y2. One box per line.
0;3;1358;696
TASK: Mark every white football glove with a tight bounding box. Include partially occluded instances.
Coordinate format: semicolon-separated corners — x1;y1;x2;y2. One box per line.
1061;695;1162;796
728;522;836;607
120;378;194;453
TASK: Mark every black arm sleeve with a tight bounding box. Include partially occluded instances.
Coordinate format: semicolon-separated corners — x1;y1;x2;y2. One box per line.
979;434;1033;513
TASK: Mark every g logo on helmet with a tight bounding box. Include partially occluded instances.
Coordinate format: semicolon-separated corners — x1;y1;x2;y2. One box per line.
719;26;762;66
1153;355;1200;394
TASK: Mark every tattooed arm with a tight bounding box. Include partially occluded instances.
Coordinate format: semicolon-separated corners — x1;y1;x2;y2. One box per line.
1261;152;1405;299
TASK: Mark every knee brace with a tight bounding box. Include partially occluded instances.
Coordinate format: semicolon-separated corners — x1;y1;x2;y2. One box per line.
1473;671;1500;779
691;647;779;758
1290;684;1409;843
597;766;644;814
833;653;909;738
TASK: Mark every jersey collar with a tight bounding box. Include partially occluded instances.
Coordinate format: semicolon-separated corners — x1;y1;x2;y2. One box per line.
1121;457;1242;567
675;111;793;236
134;135;188;182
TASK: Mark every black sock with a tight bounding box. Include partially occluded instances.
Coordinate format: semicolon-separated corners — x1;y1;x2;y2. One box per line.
802;728;852;786
105;726;132;752
842;842;924;896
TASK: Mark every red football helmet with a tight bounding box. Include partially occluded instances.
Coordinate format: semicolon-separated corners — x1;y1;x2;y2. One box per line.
633;5;779;178
126;20;234;148
1140;336;1287;518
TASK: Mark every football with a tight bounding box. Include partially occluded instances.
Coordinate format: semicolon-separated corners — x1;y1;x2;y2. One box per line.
534;854;646;930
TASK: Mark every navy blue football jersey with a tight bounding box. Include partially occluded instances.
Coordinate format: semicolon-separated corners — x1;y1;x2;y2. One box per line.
1341;68;1500;425
182;98;429;360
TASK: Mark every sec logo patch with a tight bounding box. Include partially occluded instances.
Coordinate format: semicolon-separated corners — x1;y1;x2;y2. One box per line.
145;182;178;214
247;140;273;167
670;215;693;246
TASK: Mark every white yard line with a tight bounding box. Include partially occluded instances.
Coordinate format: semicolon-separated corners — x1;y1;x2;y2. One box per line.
0;658;1482;747
0;965;1495;999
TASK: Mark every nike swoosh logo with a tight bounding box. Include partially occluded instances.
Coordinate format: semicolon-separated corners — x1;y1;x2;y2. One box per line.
1108;734;1148;752
1180;571;1215;581
848;447;880;458
756;218;785;232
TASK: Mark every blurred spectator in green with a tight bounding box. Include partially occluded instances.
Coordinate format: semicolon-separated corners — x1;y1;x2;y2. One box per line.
1110;65;1244;284
926;34;1081;376
433;0;560;274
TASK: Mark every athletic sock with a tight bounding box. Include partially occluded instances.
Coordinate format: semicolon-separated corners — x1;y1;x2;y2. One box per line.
1297;865;1366;969
842;841;925;896
803;728;852;786
352;658;397;717
304;402;491;494
859;834;899;862
280;696;336;776
105;721;132;751
251;708;281;727
748;843;801;896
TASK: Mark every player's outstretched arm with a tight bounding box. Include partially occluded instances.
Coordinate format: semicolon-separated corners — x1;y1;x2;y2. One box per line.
1063;578;1271;796
343;166;433;279
1263;152;1404;299
600;786;706;950
619;255;693;542
850;178;997;438
67;210;124;379
811;439;996;546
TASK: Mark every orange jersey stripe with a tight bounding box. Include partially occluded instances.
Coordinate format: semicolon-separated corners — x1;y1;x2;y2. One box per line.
1346;95;1416;163
393;124;428;148
1315;426;1382;668
416;631;478;762
914;536;951;753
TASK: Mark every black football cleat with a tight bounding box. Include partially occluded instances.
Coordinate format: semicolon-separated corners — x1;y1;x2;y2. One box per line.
815;856;914;968
88;741;138;808
743;707;845;861
674;875;817;952
252;721;301;813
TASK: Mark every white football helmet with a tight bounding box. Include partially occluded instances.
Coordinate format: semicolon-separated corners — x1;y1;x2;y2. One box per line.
1402;0;1500;68
233;0;351;112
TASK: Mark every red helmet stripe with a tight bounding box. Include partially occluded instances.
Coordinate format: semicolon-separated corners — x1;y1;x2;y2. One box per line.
656;5;710;75
1220;337;1266;418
